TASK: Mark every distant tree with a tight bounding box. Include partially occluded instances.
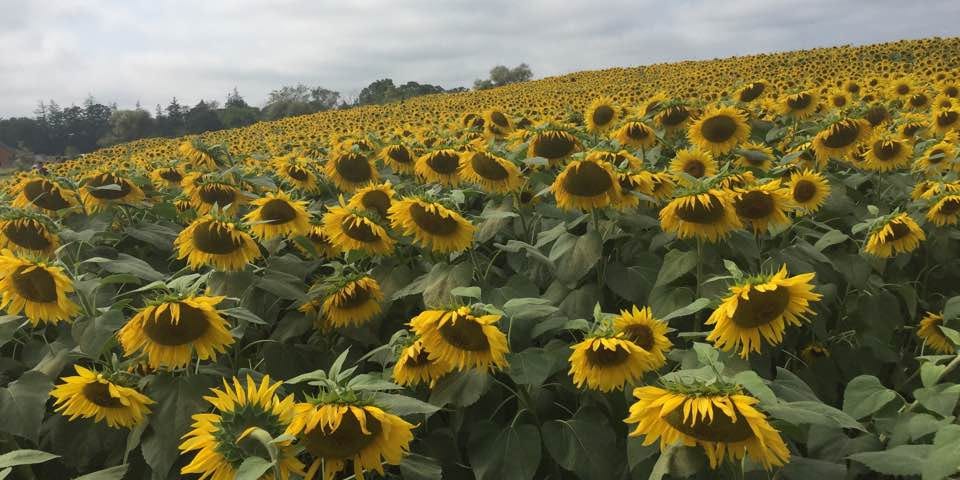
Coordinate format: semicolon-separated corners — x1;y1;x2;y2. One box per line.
262;84;340;120
185;101;223;134
100;109;154;145
356;79;448;106
225;87;248;109
474;63;533;90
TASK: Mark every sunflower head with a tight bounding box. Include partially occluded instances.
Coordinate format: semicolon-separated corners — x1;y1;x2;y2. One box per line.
50;365;154;429
243;190;311;240
301;275;384;329
0;249;78;325
659;188;743;242
731;181;793;234
388;197;475;253
11;176;78;213
347;181;396;218
392;338;453;388
863;134;913;172
415;149;462;186
917;312;956;354
79;171;146;212
687;107;751;155
734;142;774;171
585;97;619;133
458;150;523;194
409;306;509;371
613;121;657;149
553;158;623;211
736;81;767;103
326;150;378;192
779;91;819;119
670;148;717;184
380;144;416;173
0;211;59;256
811;118;871;162
175;215;262;271
864;212;926;258
323;205;395;256
927;194;960;226
788;169;831;214
527;127;581;163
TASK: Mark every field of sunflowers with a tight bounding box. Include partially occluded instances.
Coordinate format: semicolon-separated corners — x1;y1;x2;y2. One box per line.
2;36;960;480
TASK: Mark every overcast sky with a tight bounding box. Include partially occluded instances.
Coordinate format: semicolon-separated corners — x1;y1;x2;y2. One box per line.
1;0;958;117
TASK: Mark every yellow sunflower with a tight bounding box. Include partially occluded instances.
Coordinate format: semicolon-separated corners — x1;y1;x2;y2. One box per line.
380;144;416;174
322;206;395;255
300;276;383;329
392;339;453;388
0;215;59;256
932;108;960;135
553;158;622;211
778;91;819;119
79;172;146;213
50;365;153;429
687;107;751;155
483;108;513;136
388;198;474;253
527;129;581;164
734;142;774;171
569;336;652;392
325;151;378;192
11;176;78;214
0;250;78;325
613;121;657;149
274;156;320;193
862;135;913;172
637;171;676;203
347;182;396;218
614;305;673;368
187;180;247;215
180;376;304;480
409;306;509;371
243;190;311;240
927;195;960;226
179;140;220;170
914;141;956;173
118;295;235;369
670;149;717;184
706;265;821;357
587;149;643;170
917;312;955;354
800;343;831;364
175;216;262;271
150;166;186;189
659;189;743;242
415;149;462;186
736;81;767;103
811;118;871;162
458;150;523;194
786;169;831;214
732;181;793;234
657;105;692;131
585;97;619;133
864;213;926;258
299;226;342;259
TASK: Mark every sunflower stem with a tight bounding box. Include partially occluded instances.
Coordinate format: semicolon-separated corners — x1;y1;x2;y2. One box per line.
694;239;705;333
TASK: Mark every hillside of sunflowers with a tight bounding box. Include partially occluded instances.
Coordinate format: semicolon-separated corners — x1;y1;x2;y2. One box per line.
3;36;960;479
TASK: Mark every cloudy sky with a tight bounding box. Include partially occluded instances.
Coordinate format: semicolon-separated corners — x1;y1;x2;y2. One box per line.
1;0;958;117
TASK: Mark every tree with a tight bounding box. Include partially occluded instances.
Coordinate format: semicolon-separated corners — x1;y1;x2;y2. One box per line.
355;79;447;106
474;63;533;90
261;84;340;120
184;101;223;134
225;88;248;109
100;109;154;146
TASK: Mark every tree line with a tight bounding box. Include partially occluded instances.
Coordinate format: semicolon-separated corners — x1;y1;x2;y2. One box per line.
0;64;531;158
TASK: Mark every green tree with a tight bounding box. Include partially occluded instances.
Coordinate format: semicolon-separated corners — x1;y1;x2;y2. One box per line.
474;63;533;90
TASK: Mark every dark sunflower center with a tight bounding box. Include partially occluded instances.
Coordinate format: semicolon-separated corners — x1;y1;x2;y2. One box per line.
260;199;298;224
3;220;51;250
888;221;913;241
304;411;382;459
739;83;765;102
846;83;860;94
426;151;460;175
676;194;726;224
335;153;372;183
287;166;310;181
621;325;654;350
592;105;615;127
519;191;534;204
865;106;889;126
143;302;211;346
533;133;576;159
409;203;461;236
660;106;690;126
335;285;371;309
82;382;124;408
159;169;183;182
939;198;960;215
360;190;391;217
873;141;902;161
583;343;631;367
903;124;923;137
470;153;510;181
562;162;613;197
87;175;133;200
438;317;490;351
663;405;754;442
387;146;413;165
735;191;775;219
192;221;243;255
832;96;847;108
198;184;237;207
407;348;433;367
787;93;812;110
490;111;510;128
23;180;71;210
11;265;58;303
937;111;959;128
896;84;910;95
946;86;959;97
341;217;381;243
683;159;707;178
700;115;738;143
822;121;861;149
910;94;928;107
625;123;651;140
793;180;818;203
731;286;791;328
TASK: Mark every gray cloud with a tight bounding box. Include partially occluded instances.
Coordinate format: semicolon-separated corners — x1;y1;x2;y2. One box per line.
0;0;957;116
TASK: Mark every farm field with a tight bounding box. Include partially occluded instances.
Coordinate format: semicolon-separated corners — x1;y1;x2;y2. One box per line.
2;36;960;479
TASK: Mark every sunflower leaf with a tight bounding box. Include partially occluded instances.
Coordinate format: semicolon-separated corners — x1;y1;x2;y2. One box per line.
234;457;274;480
0;450;59;469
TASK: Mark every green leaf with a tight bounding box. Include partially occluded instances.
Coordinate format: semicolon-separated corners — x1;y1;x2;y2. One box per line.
923;425;960;480
72;465;129;480
944;296;960;322
814;229;849;251
843;375;898;419
507;346;565;386
141;374;217;480
221;307;268;325
256;270;307;302
732;370;777;405
555;231;601;286
78;309;126;356
468;422;541;480
0;450;59;469
922;362;948;388
660;297;710;322
0;371;55;442
82;254;165;281
914;384;960;417
234;457;273;480
542;408;620;480
780;457;846;479
369;392;440;416
451;286;482;299
429;369;489;407
399;453;443;480
654;249;697;287
502;297;558;320
849;444;931;476
422;262;473;308
771;367;821;402
765;401;865;431
0;315;21;349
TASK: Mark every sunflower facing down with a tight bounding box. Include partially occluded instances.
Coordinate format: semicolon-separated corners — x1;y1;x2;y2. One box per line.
705;265;821;358
527;129;581;164
11;176;78;214
286;402;415;480
787;169;831;214
409;306;509;371
625;384;790;470
659;190;743;242
927;195;960;226
347;182;396;218
325;151;378;192
175;216;262;271
50;365;154;429
552;158;622;211
274;156;320;192
458;150;523;194
301;276;383;329
569;335;653;392
0;250;78;325
917;312;955;354
613;121;657;149
862;135;913;172
0;215;59;256
150;166;186;189
811;118;871;162
180;376;304;480
299;226;342;259
732;181;794;234
734;142;774;171
179;140;219;170
864;213;926;258
323;206;395;256
637;171;676;203
187;181;246;215
79;172;146;213
669;149;717;184
585;97;619;133
118;295;235;369
243;190;311;240
914;141;957;173
388;198;475;253
392;339;453;388
380;144;416;174
614;306;673;370
778;91;819;119
687;107;751;155
415;149;462;186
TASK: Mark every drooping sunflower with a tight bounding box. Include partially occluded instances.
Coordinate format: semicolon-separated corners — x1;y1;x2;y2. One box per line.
175;216;261;271
732;181;794;234
300;276;383;329
687;107;751;155
826;90;852;110
659;189;743;242
274;156;320;192
914;141;957;173
736;81;767;103
180;376;304;480
11;176;78;214
862;134;913;172
388;198;475;253
552;158;622;211
917;312;955;354
706;265;821;358
322;206;395;255
585;97;619;133
325;151;378;192
927;195;960;226
79;171;146;213
0;214;59;256
118;295;235;369
625;383;790;470
614;172;650;209
613;306;672;370
299;225;342;259
778;91;819;119
483;108;513;137
415;149;461;186
810;118;871;162
613;121;657;149
346;181;396;218
150;166;186;189
864;213;926;258
569;336;652;392
179;140;220;170
932;108;960;136
286;402;414;480
409;306;509;371
527;129;581;164
187;180;247;215
392;339;453;388
800;343;831;364
587;149;643;170
787;169;831;214
657;105;692;131
458;150;523;194
734;142;774;171
379;144;416;174
243;190;311;241
0;250;78;325
638;171;676;203
50;365;153;429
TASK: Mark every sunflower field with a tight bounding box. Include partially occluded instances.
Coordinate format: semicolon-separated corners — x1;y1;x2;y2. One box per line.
3;36;960;480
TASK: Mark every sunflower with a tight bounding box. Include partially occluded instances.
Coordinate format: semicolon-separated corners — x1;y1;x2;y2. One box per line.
734;142;774;171
322;206;395;255
585;97;619;133
932;108;960;135
50;365;153;429
898;118;929;140
864;213;926;258
299;226;342;259
915;141;957;173
150;166;186;189
0;250;78;325
552;158;622;211
180;376;304;480
527;129;581;163
613;121;657;149
409;306;509;371
706;265;821;357
800;343;831;364
179;140;219;170
118;295;234;369
625;383;790;470
11;176;78;214
325;151;378;192
659;189;742;242
669;148;717;185
888;76;917;99
0;215;59;256
638;171;676;203
274;156;320;192
778;91;819;119
243;190;311;241
917;312;955;354
415;149;461;186
187;181;246;215
613;306;672;369
826;90;852;110
569;336;652;392
392;339;452;388
175;216;262;271
614;172;650;209
657;105;692;130
732;181;793;234
587;149;642;170
927;195;960;226
687;107;751;155
483;108;513;136
863;135;913;172
811;118;871;162
787;169;831;214
286;403;414;480
736;81;767;103
343;182;394;218
388;198;474;253
301;276;383;329
379;144;416;174
79;172;146;213
458;150;523;193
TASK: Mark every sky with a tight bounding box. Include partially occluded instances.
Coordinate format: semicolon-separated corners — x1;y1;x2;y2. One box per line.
1;0;958;117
